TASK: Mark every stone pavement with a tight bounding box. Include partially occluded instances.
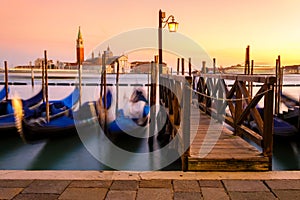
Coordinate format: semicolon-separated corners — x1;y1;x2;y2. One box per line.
0;171;300;199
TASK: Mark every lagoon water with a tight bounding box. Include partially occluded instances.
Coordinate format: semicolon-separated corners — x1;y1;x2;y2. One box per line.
0;72;299;170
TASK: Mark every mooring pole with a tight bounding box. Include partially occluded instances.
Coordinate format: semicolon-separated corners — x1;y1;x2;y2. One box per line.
298;96;300;130
78;61;82;107
149;56;158;147
42;61;45;103
44;50;50;123
177;58;180;75
278;55;282;114
116;61;120;116
244;45;250;75
181;58;185;75
249;60;254;97
213;58;216;74
188;58;192;76
202;61;206;74
30;61;34;87
102;52;107;132
213;58;216;85
275;58;279;114
4;61;8;101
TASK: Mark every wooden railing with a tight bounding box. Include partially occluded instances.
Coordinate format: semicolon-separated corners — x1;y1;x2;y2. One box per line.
160;73;276;170
160;74;192;171
194;74;276;159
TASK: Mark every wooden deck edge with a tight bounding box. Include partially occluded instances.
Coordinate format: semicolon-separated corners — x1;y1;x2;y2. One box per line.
188;157;270;171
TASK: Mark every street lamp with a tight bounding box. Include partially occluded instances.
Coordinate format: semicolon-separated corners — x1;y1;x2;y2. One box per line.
158;9;178;75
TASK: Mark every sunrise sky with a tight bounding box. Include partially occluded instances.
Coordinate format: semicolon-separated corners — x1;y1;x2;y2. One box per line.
1;0;300;68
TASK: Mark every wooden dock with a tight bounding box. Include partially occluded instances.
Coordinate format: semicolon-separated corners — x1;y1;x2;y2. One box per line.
188;106;269;171
159;73;276;171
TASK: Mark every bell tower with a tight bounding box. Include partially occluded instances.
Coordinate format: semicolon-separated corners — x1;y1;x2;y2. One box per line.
76;26;84;64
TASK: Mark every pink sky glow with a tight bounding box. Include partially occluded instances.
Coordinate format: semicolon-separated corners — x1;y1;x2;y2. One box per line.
1;0;300;68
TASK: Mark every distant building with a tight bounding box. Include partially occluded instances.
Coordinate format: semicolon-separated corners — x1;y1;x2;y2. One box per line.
130;61;167;73
14;59;57;69
220;64;275;74
12;27;148;73
76;26;84;65
284;65;300;74
84;46;129;73
33;58;58;69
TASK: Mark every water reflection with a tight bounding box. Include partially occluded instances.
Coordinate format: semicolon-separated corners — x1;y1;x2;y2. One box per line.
273;136;300;170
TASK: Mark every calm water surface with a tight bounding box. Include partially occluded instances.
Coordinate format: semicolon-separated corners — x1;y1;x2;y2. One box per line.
0;73;299;170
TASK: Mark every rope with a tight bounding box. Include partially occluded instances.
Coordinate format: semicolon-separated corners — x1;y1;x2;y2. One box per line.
189;86;272;102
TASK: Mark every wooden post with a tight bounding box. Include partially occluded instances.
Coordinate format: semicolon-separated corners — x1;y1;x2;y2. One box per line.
100;69;103;98
278;56;282;114
4;61;8;101
280;68;283;110
249;60;254;97
78;62;82;107
244;45;250;75
181;58;185;75
99;60;103;127
182;76;192;171
174;81;181;125
188;58;191;76
235;80;243;136
297;95;300;130
251;60;254;95
42;61;45;103
213;58;216;74
202;61;206;74
44;50;50;123
116;61;120;116
154;55;159;105
213;58;216;85
147;65;150;101
102;52;107;132
263;81;274;170
150;61;156;107
275;58;279;114
149;57;158;146
177;58;180;75
30;61;34;87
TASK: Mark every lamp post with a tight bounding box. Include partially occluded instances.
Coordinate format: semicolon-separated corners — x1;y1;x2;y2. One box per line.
148;10;178;147
158;9;178;75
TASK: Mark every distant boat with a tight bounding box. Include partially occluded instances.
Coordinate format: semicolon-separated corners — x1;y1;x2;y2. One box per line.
0;88;43;134
0;86;9;102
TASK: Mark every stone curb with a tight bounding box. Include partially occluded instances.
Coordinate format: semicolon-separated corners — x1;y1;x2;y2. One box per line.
1;170;300;180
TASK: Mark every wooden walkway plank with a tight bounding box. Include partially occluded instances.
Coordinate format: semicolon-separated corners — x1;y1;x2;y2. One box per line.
187;106;269;171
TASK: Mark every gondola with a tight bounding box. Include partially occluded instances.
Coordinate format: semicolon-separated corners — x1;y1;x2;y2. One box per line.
248;106;298;137
281;93;299;108
16;86;149;141
26;86;80;118
0;86;9;102
2;86;78;137
107;87;150;138
18;88;111;141
279;93;299;131
21;108;77;141
0;88;44;134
